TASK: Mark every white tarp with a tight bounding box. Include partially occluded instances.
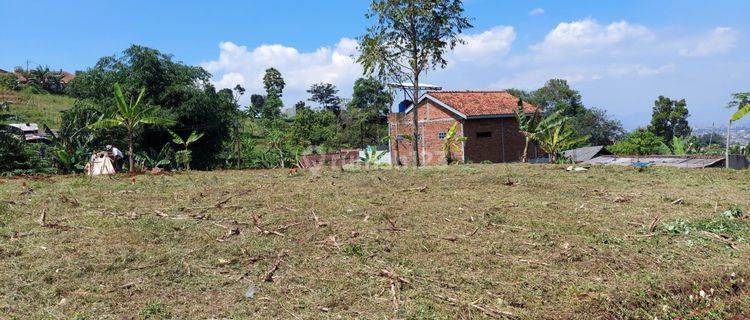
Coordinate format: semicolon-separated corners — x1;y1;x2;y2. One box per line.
85;153;116;176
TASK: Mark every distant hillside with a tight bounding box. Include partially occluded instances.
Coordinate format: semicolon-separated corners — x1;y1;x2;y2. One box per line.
0;89;75;129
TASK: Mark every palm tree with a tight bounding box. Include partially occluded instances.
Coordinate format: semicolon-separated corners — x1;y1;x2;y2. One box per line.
442;121;467;164
726;103;750;167
89;83;174;173
169;130;204;171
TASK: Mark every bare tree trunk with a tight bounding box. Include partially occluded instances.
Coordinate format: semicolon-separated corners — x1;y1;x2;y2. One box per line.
725;121;732;169
521;138;529;163
394;114;401;166
127;129;134;173
412;74;420;167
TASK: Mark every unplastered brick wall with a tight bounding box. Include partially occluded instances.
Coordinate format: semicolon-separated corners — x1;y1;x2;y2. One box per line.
388;100;464;166
463;118;535;163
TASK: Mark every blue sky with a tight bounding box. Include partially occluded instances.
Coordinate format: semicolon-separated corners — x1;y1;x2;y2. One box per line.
2;0;749;129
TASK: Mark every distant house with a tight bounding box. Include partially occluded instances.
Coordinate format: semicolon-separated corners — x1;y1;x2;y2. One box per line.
6;123;51;142
12;69;75;88
388;91;541;165
60;71;75;85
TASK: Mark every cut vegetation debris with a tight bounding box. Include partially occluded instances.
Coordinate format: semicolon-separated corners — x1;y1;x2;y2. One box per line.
1;164;749;319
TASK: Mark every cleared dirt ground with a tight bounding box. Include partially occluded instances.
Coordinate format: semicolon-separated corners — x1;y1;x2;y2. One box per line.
1;164;748;319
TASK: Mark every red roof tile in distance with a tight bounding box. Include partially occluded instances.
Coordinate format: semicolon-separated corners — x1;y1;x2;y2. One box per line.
426;91;538;117
61;71;75;83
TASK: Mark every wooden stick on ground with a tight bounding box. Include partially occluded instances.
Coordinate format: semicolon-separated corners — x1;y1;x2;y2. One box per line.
263;251;288;282
38;207;47;227
379;217;408;232
312;210;327;228
215;189;253;208
251;214;284;236
434;294;516;319
397;185;427;193
648;214;661;233
378;270;410;310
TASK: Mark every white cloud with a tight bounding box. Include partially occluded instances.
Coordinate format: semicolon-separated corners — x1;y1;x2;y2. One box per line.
451;26;516;64
201;21;745;129
531;19;653;59
529;8;544;16
606;63;676;76
679;27;737;57
201;38;361;108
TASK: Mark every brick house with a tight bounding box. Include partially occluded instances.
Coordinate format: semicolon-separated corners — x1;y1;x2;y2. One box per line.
388;91;541;166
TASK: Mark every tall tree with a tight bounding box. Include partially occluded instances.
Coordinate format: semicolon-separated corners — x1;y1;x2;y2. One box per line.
349;77;393;118
294;101;308;113
576;107;625;145
249;94;266;118
261;68;285;122
528;79;586;116
262;94;284;122
358;0;472;166
263;67;285;97
727;92;750;111
89;83;174;173
509;81;624;147
65;45;238;170
307;83;342;113
648;96;690;144
347;77;394;147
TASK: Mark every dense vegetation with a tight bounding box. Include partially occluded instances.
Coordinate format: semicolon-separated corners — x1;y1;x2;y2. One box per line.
0;45;397;175
0;5;748;174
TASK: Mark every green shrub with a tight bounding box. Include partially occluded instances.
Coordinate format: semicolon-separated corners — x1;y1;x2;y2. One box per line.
661;218;691;235
608;129;671;155
0;74;19;91
138;300;171;319
0;131;56;175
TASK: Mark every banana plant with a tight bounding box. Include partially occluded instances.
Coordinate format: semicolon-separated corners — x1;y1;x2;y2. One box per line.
442;121;468;164
266;129;287;168
535;119;590;163
516;107;566;162
169;130;204;171
360;145;387;168
135;144;173;170
89;83;174;173
726;103;750;167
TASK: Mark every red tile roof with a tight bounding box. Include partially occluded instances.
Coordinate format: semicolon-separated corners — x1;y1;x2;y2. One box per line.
60;71;75;84
423;91;538;117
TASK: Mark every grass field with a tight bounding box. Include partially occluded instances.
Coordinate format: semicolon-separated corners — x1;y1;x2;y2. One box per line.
1;164;749;319
1;89;75;129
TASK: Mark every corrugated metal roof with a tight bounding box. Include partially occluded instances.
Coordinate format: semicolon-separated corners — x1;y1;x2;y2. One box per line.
563;146;608;163
8;123;39;132
584;155;724;168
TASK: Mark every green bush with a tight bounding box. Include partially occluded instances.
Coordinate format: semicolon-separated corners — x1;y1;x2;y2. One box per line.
0;131;56;175
608;129;671;155
0;73;19;91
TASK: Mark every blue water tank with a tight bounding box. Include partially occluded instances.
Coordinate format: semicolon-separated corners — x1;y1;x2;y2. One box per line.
397;100;412;113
